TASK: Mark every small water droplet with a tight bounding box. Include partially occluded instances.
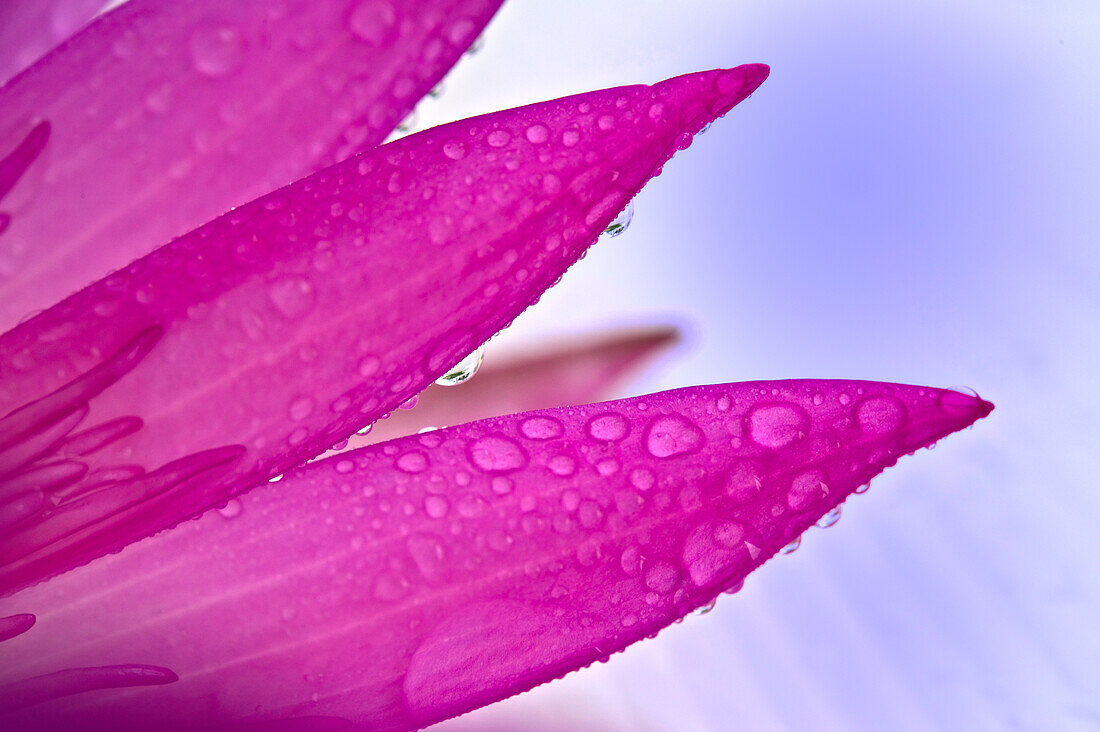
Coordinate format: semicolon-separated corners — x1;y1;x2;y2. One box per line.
424;495;449;519
693;599;716;616
602;200;633;238
816;506;841;529
442;140;467;160
486;129;511;148
398;394;420;411
435;346;484;386
268;276;315;319
520;416;564;440
397;451;428;474
525;124;550;144
644;561;679;593
356;422;374;436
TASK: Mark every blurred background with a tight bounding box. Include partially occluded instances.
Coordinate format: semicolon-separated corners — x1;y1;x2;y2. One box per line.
411;0;1100;729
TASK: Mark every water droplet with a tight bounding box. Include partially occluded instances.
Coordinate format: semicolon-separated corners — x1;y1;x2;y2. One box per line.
547;455;576;477
456;493;487;518
347;0;398;46
398;394;419;410
190;25;244;78
217;499;242;519
780;537;801;555
397;451;428;474
435;346;484;386
487;129;511;147
587;412;629;442
629;468;655;491
335;459;355;474
491;476;513;495
645;414;704;458
745;403;810;449
465;34;485;56
597;114;616;131
525;124;550;144
356;422;374;436
468;434;528;473
788;470;828;511
816;506;841;529
856;396;906;434
442;140;467;160
357;355;380;378
424;495;449;519
644;561;679;593
520;416;564;440
288;396;314;422
698;121;714;135
602;200;633;238
396;108;419;133
561;127;580;147
693;599;716;616
268;276;315;319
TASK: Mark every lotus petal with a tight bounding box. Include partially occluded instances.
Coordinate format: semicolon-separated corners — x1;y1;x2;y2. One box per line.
0;0;505;331
0;380;992;730
0;0;103;85
326;324;681;452
0;66;770;596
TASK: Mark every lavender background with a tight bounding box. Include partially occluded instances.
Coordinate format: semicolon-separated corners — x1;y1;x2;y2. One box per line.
419;0;1100;729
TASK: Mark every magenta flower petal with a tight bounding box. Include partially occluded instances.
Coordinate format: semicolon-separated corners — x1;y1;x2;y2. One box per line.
0;66;770;596
333;324;681;449
0;0;505;331
0;0;103;85
0;380;992;730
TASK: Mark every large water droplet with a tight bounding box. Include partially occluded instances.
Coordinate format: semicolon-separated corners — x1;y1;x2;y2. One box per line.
190;25;244;78
520;416;564;440
468;434;528;473
745;403;810;449
587;412;629;442
856;396;907;434
397;451;428;474
603;200;634;238
645;414;705;458
435;346;484;386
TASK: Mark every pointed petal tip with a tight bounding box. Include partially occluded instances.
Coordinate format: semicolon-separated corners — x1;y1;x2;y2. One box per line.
654;63;770;126
940;386;995;424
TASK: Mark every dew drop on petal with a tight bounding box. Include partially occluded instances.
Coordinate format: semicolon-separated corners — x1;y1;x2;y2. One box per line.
644;561;679;593
856;396;907;434
397;451;428;474
645;414;705;458
468;435;528;473
424;495;449;519
525;124;550;144
587;412;629;442
347;0;398;46
780;537;801;555
520;416;564;440
693;599;716;616
746;403;810;449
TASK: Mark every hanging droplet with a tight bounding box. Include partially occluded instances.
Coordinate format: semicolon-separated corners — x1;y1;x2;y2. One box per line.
356;422;374;436
435;345;484;386
268;474;283;483
698;121;713;135
780;536;801;555
692;599;716;616
465;35;485;56
816;506;841;529
428;82;445;99
398;394;420;410
396;108;418;133
602;200;634;238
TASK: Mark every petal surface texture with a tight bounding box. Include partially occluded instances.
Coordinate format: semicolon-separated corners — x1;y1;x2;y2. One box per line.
0;381;992;730
0;65;770;596
328;324;681;452
0;0;104;85
0;0;505;331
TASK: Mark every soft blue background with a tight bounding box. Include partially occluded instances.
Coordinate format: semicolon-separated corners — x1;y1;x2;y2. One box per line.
423;0;1100;729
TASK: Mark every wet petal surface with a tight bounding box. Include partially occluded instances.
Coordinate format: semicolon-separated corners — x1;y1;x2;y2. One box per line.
0;380;992;730
0;0;504;331
0;66;769;596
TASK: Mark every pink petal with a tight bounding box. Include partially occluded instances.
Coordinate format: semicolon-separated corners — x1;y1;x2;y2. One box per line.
0;66;770;596
0;0;505;331
325;324;681;451
0;0;103;86
0;380;992;730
